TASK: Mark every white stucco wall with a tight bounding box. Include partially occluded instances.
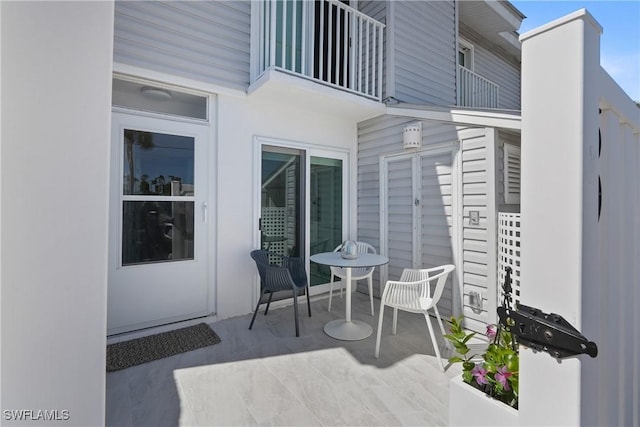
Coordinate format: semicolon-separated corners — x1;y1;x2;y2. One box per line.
109;63;373;330
1;2;113;425
215;94;359;320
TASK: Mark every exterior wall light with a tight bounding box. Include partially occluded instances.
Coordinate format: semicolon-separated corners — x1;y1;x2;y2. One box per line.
403;122;422;149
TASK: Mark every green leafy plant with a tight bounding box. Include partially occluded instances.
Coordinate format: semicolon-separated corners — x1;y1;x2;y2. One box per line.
444;316;477;383
445;316;519;409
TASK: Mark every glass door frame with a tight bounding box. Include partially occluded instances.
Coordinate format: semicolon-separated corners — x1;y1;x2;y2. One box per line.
108;109;214;334
253;136;350;305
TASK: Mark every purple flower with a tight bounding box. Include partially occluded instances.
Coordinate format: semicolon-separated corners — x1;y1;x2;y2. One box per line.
486;324;497;340
471;364;489;385
495;366;512;391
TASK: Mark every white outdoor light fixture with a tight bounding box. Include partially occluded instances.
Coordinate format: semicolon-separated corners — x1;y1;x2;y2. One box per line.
403;122;422;149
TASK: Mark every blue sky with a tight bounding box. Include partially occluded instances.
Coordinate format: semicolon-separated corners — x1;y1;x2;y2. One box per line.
511;1;640;101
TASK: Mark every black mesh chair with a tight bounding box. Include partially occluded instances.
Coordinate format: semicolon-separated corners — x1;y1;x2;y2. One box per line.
249;250;311;337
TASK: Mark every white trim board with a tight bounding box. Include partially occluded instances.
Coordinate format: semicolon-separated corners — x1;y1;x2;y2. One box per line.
387;105;521;130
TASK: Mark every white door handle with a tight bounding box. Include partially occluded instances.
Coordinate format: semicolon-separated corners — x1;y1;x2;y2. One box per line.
202;202;208;223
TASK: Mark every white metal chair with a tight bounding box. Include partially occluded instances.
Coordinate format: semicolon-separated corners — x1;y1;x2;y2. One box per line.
328;241;376;316
374;264;455;371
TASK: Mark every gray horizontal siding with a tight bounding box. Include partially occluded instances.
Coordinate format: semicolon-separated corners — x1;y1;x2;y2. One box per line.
358;117;495;333
459;23;521;110
357;115;407;254
420;151;455;318
114;0;250;90
458;129;490;331
359;0;386;22
358;115;462;316
392;1;456;105
386;157;415;282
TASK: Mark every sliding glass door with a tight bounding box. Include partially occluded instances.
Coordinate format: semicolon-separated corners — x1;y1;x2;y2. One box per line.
260;142;347;293
309;156;343;286
260;147;303;257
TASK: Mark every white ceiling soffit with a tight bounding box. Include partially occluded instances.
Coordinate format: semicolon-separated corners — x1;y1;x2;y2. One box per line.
386;104;522;131
459;0;525;56
248;69;386;122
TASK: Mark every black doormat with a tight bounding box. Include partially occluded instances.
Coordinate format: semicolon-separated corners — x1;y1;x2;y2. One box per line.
107;323;221;372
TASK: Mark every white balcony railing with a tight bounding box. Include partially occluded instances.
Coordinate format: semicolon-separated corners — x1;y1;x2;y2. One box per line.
257;0;384;101
458;65;500;109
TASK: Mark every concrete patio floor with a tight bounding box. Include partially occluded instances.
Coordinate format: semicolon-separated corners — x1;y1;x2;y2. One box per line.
106;291;462;426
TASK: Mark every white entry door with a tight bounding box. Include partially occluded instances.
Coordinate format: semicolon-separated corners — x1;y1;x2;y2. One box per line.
108;112;210;335
381;146;459;318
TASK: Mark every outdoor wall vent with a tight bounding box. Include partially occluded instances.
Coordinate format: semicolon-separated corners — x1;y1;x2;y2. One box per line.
403;122;422;149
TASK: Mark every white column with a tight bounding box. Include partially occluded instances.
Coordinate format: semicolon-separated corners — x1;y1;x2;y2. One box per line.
519;10;602;426
1;2;113;425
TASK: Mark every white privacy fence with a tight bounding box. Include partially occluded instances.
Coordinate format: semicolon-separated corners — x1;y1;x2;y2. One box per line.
457;65;499;109
588;71;640;426
256;0;384;100
519;10;639;426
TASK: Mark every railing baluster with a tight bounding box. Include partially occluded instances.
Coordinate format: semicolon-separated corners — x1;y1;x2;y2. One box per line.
365;20;370;95
371;24;376;97
269;0;276;69
301;0;306;76
292;0;297;72
349;12;356;91
332;7;343;86
327;3;333;84
343;7;349;90
264;0;270;70
280;0;286;68
468;70;471;105
319;1;324;81
259;0;265;72
376;26;383;99
358;16;363;94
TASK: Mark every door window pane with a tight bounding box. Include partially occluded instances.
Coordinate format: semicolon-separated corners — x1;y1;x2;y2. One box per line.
123;130;194;196
121;128;196;266
122;201;194;265
309;156;342;286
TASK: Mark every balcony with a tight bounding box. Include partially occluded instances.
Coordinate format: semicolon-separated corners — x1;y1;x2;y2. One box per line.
457;65;500;109
253;0;385;103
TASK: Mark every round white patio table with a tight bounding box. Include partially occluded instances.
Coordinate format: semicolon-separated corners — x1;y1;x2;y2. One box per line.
310;251;389;341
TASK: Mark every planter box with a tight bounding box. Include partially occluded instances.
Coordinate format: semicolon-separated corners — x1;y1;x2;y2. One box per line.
449;376;519;426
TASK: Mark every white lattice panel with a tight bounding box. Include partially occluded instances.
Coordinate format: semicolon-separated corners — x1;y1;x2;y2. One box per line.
498;212;521;308
261;207;287;254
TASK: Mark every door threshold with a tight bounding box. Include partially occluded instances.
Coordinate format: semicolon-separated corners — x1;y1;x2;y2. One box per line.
106;314;218;345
